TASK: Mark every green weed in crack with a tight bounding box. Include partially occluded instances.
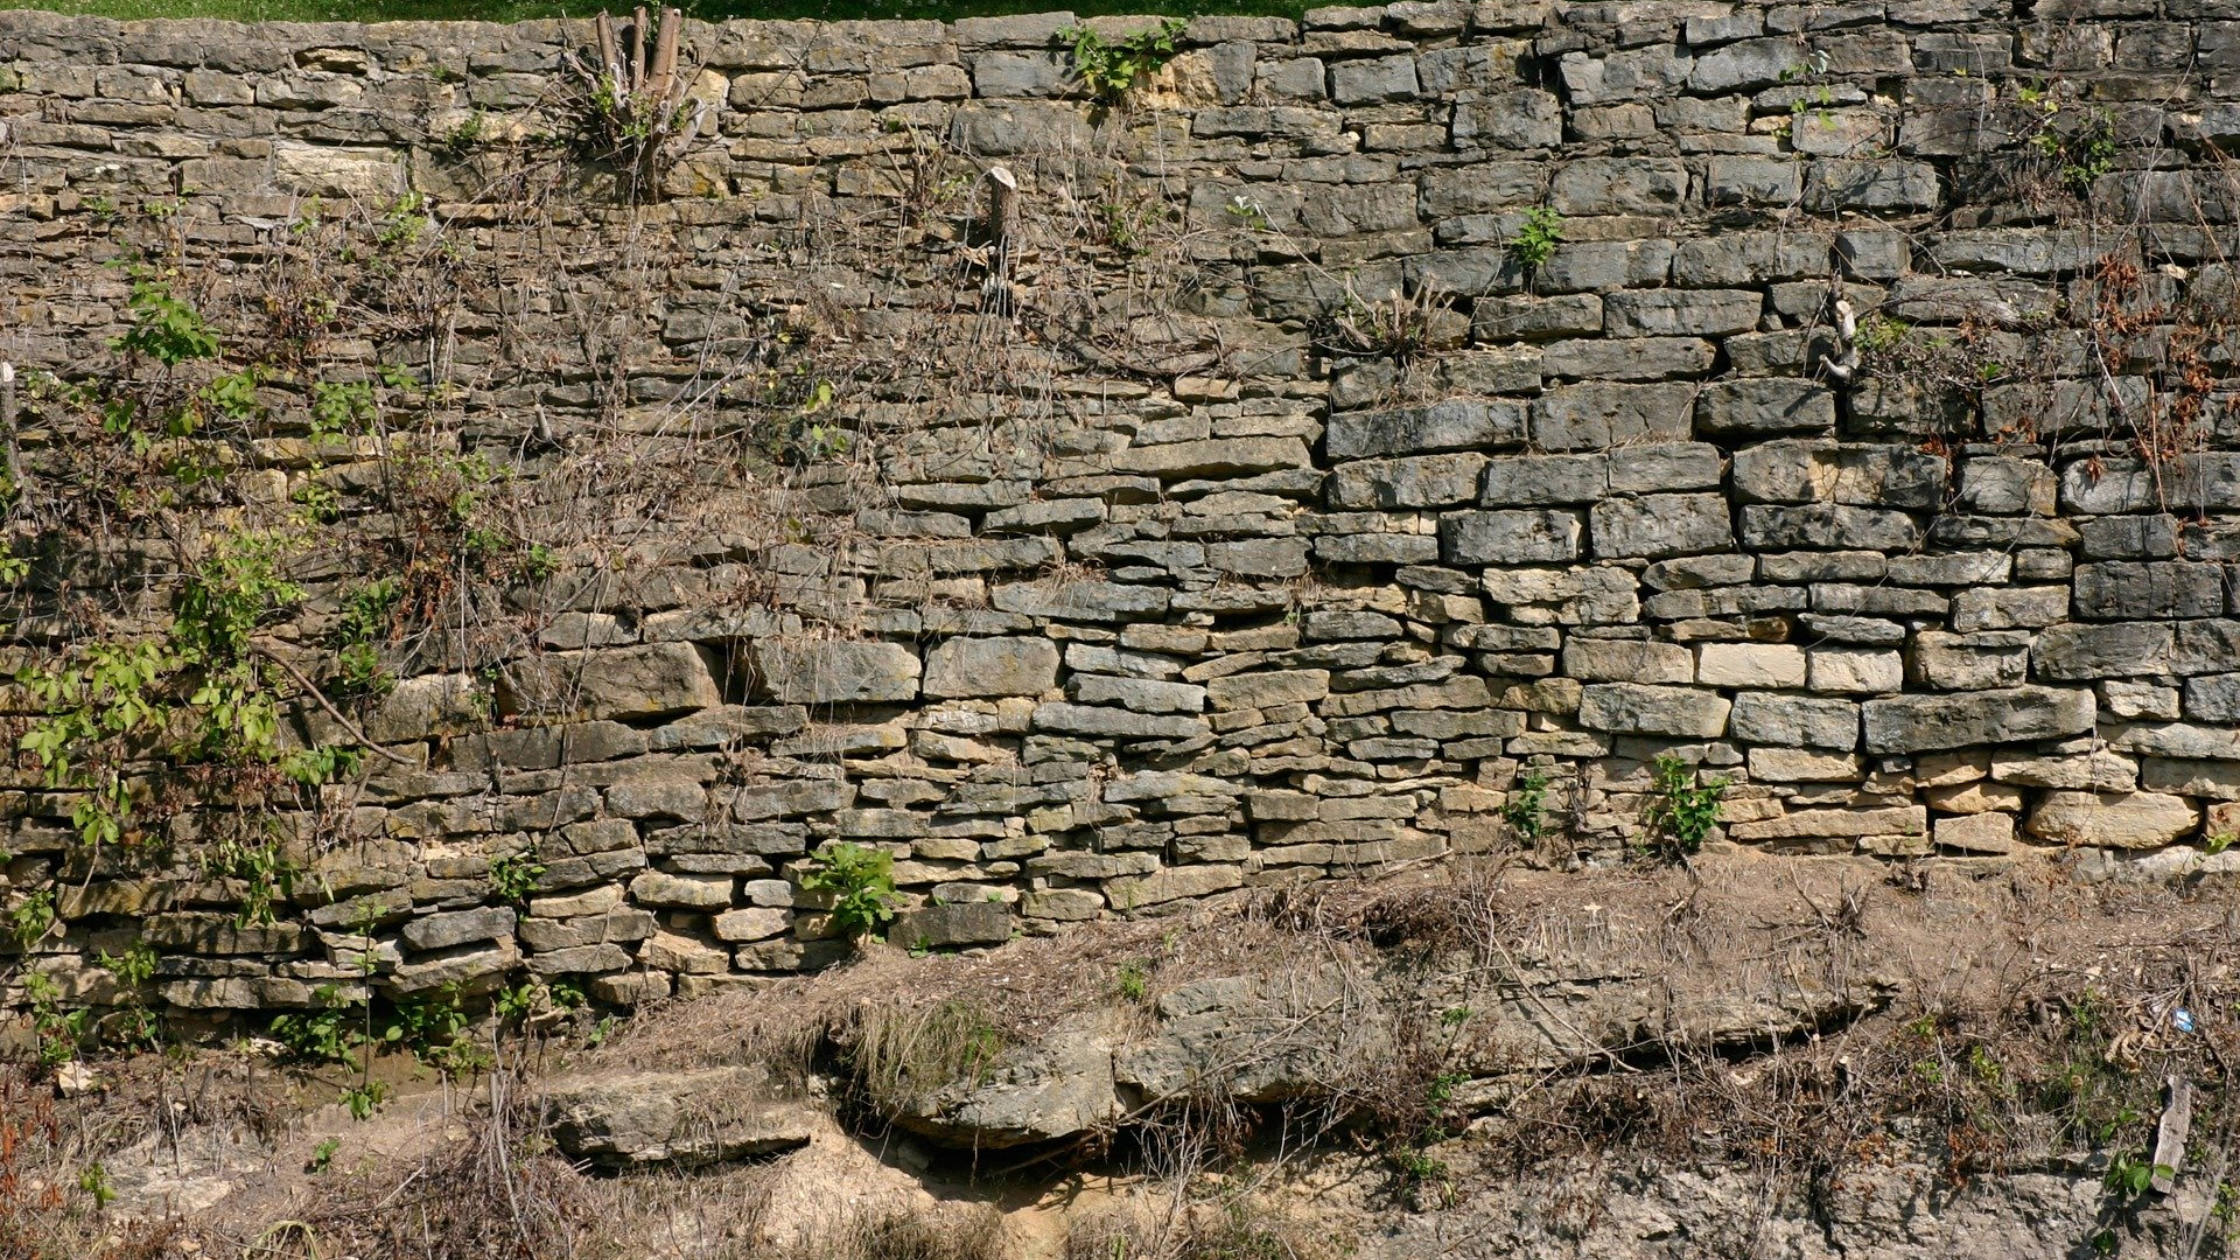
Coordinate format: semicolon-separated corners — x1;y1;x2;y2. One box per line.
1638;754;1727;863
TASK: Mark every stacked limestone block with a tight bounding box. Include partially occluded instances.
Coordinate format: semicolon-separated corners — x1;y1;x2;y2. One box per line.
5;0;2240;1016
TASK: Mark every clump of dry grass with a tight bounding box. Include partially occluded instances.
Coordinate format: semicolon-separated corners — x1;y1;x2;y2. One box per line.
1063;1199;1341;1260
256;1073;591;1260
773;1204;1007;1260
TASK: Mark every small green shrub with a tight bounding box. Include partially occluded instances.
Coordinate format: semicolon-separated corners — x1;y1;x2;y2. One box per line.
1639;753;1727;861
1502;768;1549;843
1116;959;1150;1002
800;842;901;941
2027;96;2117;198
1507;206;1564;270
1060;18;1186;102
487;851;545;906
269;984;357;1064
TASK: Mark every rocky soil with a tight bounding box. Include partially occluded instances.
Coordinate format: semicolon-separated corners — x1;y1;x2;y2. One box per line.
4;853;2232;1259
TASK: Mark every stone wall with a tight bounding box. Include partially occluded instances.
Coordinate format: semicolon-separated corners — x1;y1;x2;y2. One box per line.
4;0;2239;1017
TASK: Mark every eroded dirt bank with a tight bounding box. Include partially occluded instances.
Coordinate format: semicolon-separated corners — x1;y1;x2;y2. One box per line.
4;852;2234;1259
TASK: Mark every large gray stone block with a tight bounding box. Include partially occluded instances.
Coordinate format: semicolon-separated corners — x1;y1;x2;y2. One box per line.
501;643;721;723
1604;290;1763;338
922;637;1060;698
1695;380;1837;437
1578;683;1730;737
1862;686;2095;754
758;639;922;705
1326;399;1526;459
1440;509;1584;564
1590;493;1734;559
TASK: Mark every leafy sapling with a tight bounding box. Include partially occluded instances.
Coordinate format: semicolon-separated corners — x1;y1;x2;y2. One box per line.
799;841;902;941
1640;753;1727;861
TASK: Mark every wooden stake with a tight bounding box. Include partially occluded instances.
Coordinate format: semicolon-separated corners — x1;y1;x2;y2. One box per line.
594;11;621;89
629;5;650;97
648;6;683;115
980;166;1021;316
2152;1074;2192;1194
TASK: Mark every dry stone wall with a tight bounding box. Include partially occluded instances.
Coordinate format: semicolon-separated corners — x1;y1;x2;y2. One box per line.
5;0;2240;1017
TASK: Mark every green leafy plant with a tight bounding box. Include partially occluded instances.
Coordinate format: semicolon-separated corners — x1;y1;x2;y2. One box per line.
440;112;485;157
487;851;546;906
799;842;901;941
309;379;374;438
1502;769;1549;843
1639;753;1727;861
2104;1147;2171;1199
78;1163;116;1209
342;1080;389;1122
1507;206;1564;271
269;985;358;1064
22;971;91;1067
1116;959;1150;1003
6;888;58;949
2029;97;2118;199
1059;18;1186;102
94;941;162;1048
307;1137;341;1173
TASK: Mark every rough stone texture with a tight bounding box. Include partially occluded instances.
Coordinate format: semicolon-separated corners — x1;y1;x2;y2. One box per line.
5;2;2238;1016
922;637;1061;698
544;1067;816;1166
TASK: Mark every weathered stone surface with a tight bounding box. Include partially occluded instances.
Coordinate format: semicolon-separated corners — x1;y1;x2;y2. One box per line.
1809;649;1903;694
1728;693;1860;749
757;639;922;705
545;1067;815;1166
889;1024;1119;1148
1863;688;2095;754
1696;644;1806;689
1330;453;1489;509
2026;791;2199;849
1604;290;1762;338
1590;494;1733;559
1326;400;1526;459
1695;381;1837;437
2033;622;2173;680
922;637;1060;698
15;4;2240;1012
888;900;1012;949
1441;509;1584;564
1578;684;1730;737
1532;383;1694;451
1205;670;1332;710
501;644;721;722
1032;704;1210;741
402;907;517;953
1731;806;1926;842
2073;562;2225;621
630;871;734;909
361;674;485;744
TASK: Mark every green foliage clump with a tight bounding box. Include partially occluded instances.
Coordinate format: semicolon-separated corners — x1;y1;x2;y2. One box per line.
1639;753;1727;861
1060;18;1186;102
801;842;902;941
1507;206;1563;271
1502;768;1549;843
488;851;546;906
2024;89;2118;199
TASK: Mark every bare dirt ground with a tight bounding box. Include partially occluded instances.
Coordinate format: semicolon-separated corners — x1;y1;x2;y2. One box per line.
4;849;2234;1259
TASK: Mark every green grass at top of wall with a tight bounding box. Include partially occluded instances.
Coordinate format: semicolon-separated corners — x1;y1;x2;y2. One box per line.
6;0;1302;23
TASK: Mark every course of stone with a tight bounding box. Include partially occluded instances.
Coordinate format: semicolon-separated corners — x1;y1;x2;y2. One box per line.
4;0;2240;1016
